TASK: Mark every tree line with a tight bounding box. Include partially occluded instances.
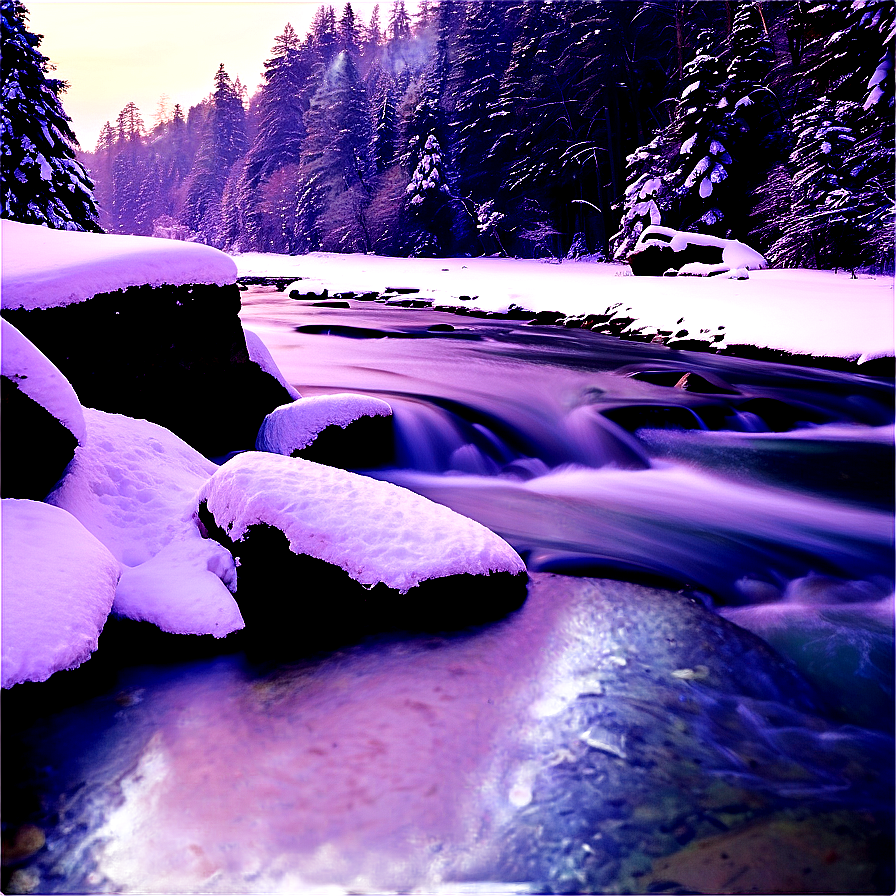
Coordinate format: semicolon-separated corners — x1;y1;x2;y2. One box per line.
3;0;893;270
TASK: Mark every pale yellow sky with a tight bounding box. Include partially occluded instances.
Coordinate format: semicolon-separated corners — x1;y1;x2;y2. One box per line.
26;1;400;153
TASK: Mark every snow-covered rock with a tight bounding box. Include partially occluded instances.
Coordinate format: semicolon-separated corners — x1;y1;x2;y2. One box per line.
1;220;237;310
198;451;525;594
2;499;120;687
1;318;86;441
243;327;301;401
2;222;295;456
256;393;393;467
47;408;243;638
627;226;768;278
1;319;85;500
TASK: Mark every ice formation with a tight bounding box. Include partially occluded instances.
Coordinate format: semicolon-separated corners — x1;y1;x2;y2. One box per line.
47;407;243;637
2;499;120;687
198;451;525;593
256;393;393;455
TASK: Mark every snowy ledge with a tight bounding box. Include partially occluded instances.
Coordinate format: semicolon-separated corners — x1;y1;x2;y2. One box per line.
1;221;237;310
234;252;894;365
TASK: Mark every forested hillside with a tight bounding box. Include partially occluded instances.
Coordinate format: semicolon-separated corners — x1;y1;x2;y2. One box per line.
80;0;894;270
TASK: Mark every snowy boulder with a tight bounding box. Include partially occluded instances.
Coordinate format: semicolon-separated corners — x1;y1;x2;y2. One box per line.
256;393;394;469
197;452;527;642
47;407;244;638
1;318;86;500
2;499;120;687
627;226;767;278
243;327;301;401
1;221;295;456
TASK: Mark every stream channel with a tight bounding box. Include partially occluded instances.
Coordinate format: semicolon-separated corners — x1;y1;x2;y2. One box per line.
2;285;894;894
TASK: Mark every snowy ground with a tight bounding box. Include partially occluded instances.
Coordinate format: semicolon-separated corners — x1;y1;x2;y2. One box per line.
234;252;895;364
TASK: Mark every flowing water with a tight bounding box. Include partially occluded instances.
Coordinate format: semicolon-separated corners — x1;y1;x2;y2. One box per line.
2;286;893;894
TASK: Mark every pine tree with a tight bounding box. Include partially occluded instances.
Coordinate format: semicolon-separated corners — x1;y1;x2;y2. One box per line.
402;133;453;255
446;0;512;248
180;64;248;245
295;51;371;252
665;30;734;233
1;0;100;230
370;73;398;173
245;24;308;189
611;135;673;259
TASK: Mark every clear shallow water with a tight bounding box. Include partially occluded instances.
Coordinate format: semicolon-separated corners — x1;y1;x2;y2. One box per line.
2;288;893;894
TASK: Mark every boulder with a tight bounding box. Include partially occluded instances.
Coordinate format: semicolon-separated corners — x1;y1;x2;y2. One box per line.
1;319;85;500
2;281;294;457
1;222;295;456
256;393;394;469
628;225;767;278
196;452;528;646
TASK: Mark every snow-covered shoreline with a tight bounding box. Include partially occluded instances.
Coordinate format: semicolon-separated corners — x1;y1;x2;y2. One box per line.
234;251;895;364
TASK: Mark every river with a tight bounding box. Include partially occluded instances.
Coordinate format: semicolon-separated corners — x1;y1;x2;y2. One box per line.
2;286;893;895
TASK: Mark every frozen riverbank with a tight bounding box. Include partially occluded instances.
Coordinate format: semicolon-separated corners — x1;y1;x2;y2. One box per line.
234;252;895;365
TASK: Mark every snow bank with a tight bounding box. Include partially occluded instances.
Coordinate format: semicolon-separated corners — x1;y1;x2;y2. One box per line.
198;451;525;593
47;408;243;637
1;220;237;310
243;327;301;401
233;252;893;362
256;394;393;455
2;499;119;687
1;317;86;442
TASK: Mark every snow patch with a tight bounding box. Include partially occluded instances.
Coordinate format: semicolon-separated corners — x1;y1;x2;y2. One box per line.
2;499;120;687
256;394;393;455
1;220;237;310
197;452;525;593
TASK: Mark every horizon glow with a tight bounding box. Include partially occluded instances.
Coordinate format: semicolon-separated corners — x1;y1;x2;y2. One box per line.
26;1;411;153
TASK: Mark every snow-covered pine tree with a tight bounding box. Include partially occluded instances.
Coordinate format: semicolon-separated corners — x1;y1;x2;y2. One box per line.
245;25;308;190
402;133;453;255
180;64;248;246
294;50;371;253
370;72;398;173
610;135;672;259
666;30;734;234
721;0;782;236
765;98;867;269
446;0;511;229
1;0;100;230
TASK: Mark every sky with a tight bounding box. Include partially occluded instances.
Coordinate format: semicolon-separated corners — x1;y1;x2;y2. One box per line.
26;1;408;153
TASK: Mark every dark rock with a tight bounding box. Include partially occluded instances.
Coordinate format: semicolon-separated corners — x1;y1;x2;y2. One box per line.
312;301;351;308
628;242;723;277
292;413;395;470
1;377;78;500
2;282;294;457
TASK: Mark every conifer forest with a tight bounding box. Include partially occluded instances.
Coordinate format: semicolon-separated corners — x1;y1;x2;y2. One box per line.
7;0;896;272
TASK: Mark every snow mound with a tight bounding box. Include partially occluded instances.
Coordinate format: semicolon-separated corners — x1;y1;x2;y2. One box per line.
197;452;525;593
2;499;120;687
47;407;243;637
1;317;86;442
1;220;237;310
243;327;301;401
256;394;393;455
